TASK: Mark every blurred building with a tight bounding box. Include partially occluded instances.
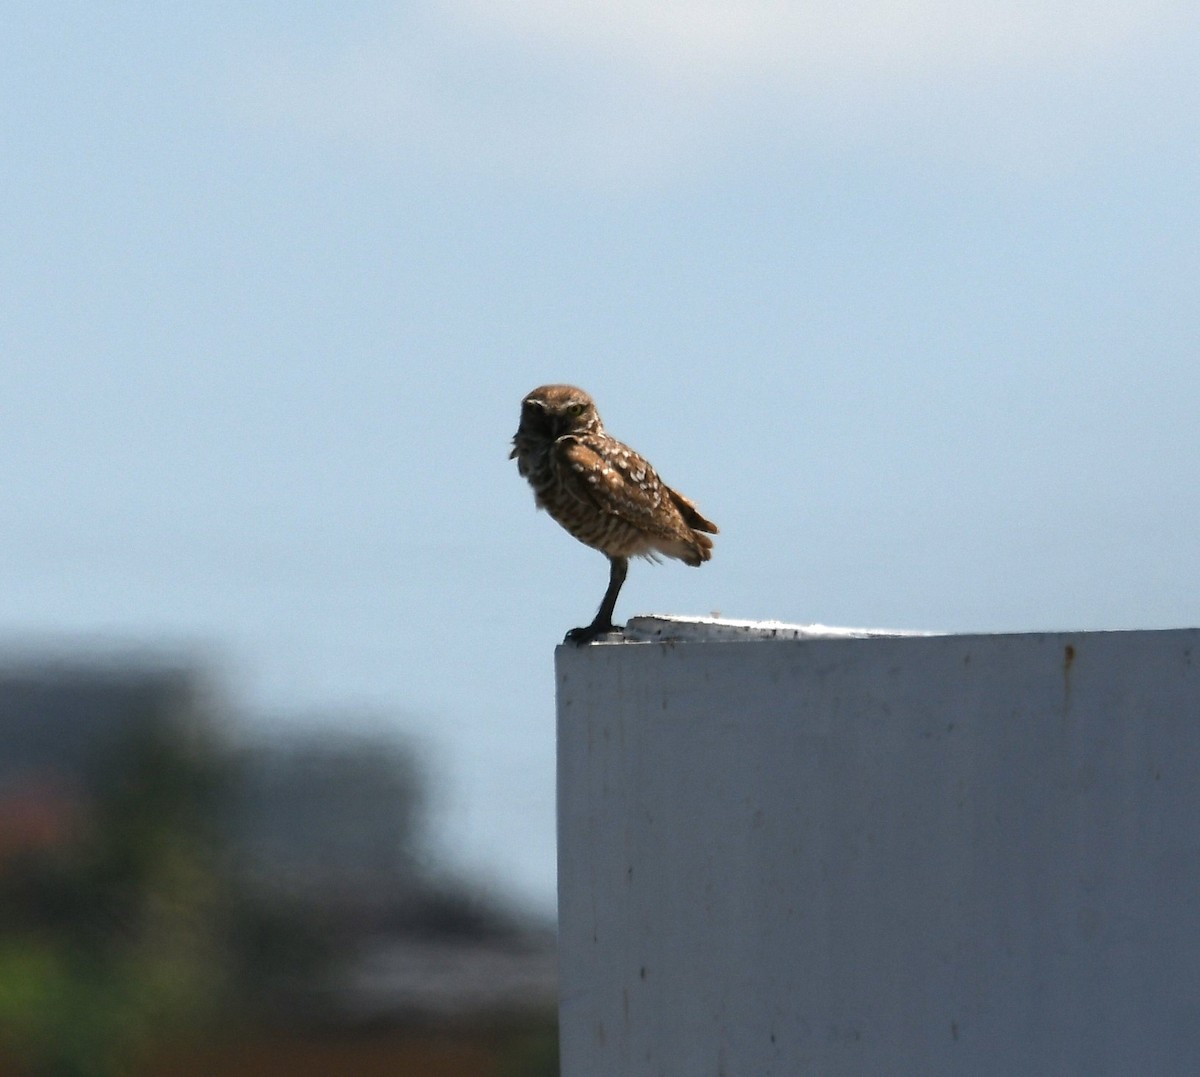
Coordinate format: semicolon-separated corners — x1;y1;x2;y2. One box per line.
0;657;205;860
229;731;425;919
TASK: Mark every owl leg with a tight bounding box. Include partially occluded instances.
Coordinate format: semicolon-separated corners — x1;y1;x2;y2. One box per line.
565;555;628;644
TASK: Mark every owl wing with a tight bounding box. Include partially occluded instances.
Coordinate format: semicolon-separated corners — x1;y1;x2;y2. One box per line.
556;437;674;536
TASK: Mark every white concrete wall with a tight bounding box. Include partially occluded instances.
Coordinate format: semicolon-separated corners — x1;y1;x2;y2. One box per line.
555;625;1200;1076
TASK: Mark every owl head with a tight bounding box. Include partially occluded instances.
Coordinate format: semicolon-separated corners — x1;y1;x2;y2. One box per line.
516;384;603;442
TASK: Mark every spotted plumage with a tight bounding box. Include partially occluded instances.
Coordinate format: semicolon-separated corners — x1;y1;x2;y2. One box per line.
511;384;718;643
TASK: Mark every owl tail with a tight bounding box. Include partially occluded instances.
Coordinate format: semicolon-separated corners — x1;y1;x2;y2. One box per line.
668;488;719;536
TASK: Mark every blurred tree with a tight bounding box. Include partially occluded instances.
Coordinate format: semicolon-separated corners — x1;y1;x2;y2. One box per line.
0;699;229;1076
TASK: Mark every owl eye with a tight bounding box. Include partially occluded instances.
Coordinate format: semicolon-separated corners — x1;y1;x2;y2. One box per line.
568;403;586;417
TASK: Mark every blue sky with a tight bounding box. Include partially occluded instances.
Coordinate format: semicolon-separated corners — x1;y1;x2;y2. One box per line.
3;3;1198;912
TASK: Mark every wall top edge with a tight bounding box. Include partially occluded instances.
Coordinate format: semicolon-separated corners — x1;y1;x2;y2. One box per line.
555;616;1200;647
603;615;935;644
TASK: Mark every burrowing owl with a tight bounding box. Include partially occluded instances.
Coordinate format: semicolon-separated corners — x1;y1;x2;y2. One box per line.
511;384;718;643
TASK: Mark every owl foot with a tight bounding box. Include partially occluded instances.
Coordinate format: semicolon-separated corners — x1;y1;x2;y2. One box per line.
564;620;623;645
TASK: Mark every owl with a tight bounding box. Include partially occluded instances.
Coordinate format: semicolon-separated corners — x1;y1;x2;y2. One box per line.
511;384;718;643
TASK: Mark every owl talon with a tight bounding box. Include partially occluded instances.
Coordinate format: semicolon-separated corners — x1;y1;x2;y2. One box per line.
565;621;623;645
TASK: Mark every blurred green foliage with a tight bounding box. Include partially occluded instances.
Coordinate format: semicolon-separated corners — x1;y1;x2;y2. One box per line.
0;708;229;1076
498;1022;560;1077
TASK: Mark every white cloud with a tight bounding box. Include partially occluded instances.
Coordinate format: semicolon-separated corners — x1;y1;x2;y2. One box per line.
455;0;1173;83
229;1;1194;188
